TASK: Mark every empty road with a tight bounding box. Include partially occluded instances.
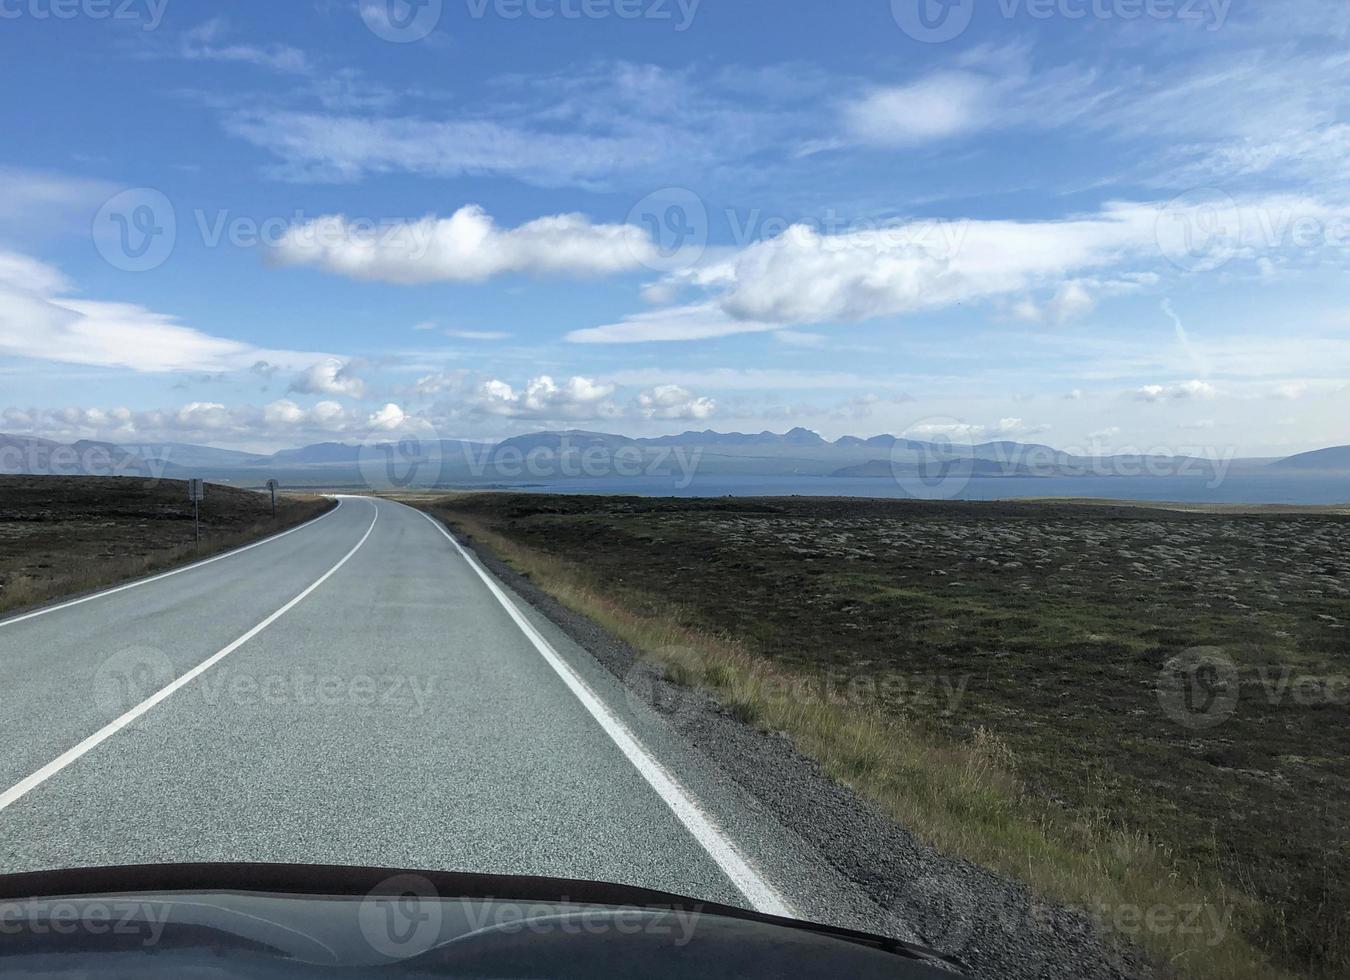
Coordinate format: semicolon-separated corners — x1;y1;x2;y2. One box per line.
0;495;903;935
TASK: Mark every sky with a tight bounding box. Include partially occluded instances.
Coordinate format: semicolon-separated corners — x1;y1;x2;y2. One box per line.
1;0;1349;456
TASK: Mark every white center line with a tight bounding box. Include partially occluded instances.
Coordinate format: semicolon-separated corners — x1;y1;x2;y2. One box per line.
417;507;797;920
0;499;380;815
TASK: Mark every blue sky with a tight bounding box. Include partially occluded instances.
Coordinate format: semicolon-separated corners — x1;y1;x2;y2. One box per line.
2;0;1348;455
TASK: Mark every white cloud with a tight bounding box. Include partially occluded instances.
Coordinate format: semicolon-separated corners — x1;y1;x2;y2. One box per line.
178;19;311;74
844;72;993;146
634;385;716;421
289;358;367;398
0;251;327;373
471;375;619;421
272;206;654;284
568;304;781;344
365;403;407;431
712;205;1152;327
2;399;370;446
1132;380;1218;402
1015;281;1098;325
444;329;511;341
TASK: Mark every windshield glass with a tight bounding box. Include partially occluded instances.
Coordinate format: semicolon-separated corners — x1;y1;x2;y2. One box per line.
1;3;1346;980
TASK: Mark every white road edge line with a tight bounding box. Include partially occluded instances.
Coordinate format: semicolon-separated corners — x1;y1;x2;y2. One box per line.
418;509;797;920
0;499;380;816
0;496;346;631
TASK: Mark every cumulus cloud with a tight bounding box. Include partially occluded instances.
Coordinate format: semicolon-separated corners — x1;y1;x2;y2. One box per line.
271;206;655;284
1014;281;1098;325
634;385;716;421
2;399;370;445
289;358;367;398
470;375;619;420
1132;380;1218;402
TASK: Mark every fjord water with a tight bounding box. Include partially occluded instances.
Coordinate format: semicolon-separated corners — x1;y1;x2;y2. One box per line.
506;473;1350;505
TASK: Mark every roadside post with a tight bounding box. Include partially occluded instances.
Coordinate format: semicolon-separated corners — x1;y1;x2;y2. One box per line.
188;478;205;544
266;479;279;518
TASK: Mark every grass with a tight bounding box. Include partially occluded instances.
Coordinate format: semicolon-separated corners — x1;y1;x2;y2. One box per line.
420;494;1350;980
0;476;334;618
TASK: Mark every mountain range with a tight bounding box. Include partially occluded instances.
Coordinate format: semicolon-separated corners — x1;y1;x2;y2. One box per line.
0;428;1346;488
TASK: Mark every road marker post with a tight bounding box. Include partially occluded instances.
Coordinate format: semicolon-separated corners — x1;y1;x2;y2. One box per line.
266;479;279;518
188;478;205;544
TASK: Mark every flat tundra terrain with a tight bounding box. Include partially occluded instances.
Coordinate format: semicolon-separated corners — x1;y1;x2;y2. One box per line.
0;476;332;617
429;493;1350;980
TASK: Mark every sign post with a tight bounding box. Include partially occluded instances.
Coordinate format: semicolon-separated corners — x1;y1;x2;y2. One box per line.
188;479;205;545
266;479;279;518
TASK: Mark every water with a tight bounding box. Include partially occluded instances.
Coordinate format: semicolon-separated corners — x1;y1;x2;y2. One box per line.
472;473;1350;506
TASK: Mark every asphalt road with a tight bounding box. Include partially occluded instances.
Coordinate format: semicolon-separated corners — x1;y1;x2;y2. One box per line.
0;495;909;937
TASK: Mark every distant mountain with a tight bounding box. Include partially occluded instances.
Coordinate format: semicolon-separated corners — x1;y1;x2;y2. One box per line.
265;442;363;466
0;428;1328;489
125;442;266;469
496;430;639;454
1271;445;1350;471
1;435;167;477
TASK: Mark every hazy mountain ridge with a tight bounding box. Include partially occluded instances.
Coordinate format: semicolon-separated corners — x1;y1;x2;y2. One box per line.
0;429;1345;486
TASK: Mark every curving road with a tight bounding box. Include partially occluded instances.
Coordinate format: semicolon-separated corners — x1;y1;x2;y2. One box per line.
0;495;906;935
